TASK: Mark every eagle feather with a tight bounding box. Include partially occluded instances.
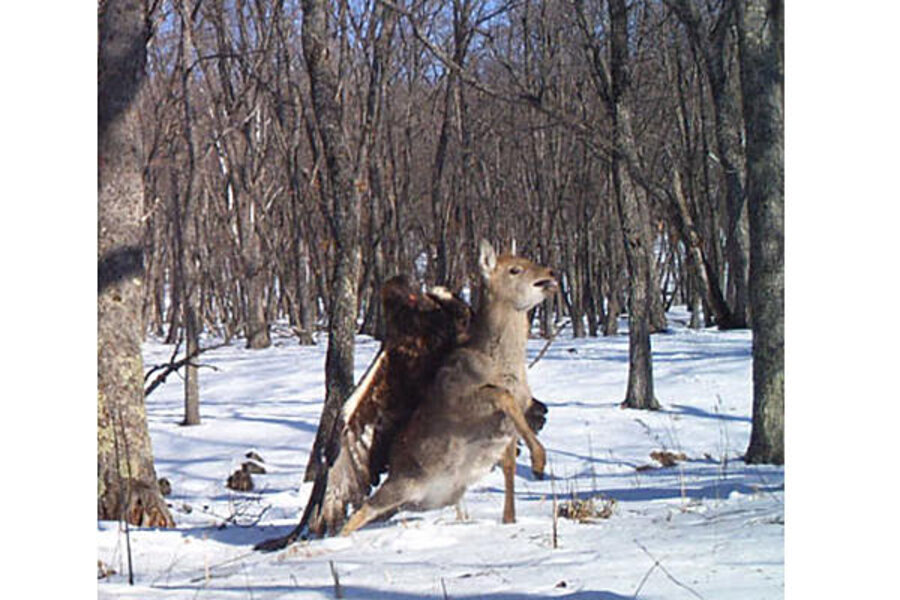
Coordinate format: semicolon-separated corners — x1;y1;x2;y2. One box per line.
255;274;546;551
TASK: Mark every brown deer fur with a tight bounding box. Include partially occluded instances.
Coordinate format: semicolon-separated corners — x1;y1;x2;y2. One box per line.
340;240;556;534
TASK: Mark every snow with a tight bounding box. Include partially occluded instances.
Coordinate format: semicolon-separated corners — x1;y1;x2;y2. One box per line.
98;307;783;598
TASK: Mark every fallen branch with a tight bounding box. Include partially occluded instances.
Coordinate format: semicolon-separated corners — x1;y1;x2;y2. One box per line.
144;340;182;383
144;341;229;397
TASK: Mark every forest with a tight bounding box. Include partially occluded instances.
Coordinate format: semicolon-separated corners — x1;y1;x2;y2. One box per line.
134;0;771;345
97;0;784;595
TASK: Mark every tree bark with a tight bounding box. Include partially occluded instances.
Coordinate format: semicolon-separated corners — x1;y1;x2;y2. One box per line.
301;0;396;481
177;0;200;424
736;0;784;465
244;256;272;349
606;0;659;410
602;167;624;337
98;0;174;527
668;0;750;328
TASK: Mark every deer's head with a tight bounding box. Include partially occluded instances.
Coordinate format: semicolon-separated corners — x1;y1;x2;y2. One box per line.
478;239;558;311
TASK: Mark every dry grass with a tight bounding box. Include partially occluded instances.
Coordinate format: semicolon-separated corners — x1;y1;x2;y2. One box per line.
650;450;687;467
636;450;689;471
556;496;616;523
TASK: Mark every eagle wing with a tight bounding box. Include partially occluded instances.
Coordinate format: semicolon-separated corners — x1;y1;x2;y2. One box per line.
255;275;544;551
308;276;471;536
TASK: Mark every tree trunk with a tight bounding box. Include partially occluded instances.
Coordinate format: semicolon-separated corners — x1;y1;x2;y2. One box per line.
608;0;659;410
245;256;272;349
670;167;737;328
707;19;751;329
737;0;784;465
182;301;201;425
300;0;396;481
602;172;623;337
669;0;750;328
297;237;317;345
177;0;200;424
612;151;659;410
98;0;174;527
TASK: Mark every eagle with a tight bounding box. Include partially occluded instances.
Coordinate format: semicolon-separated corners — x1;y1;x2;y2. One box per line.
256;274;546;551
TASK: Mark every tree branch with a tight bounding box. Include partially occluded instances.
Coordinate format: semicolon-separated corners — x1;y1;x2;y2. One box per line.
144;341;229;397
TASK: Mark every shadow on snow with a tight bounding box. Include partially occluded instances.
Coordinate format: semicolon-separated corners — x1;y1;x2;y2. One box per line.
149;583;632;599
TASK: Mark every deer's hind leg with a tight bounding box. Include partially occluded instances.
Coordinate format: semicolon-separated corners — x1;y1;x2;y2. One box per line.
340;476;416;536
501;439;517;523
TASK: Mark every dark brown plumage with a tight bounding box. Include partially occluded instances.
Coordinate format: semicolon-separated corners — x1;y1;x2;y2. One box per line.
255;274;547;550
256;276;472;550
312;276;473;535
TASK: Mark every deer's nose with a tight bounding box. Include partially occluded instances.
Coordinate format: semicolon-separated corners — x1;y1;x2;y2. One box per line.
534;277;558;291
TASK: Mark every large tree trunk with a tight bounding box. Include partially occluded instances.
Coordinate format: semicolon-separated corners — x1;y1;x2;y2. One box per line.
737;0;784;465
98;0;174;527
607;0;659;410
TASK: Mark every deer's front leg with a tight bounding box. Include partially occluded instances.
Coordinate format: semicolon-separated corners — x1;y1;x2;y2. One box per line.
490;387;546;479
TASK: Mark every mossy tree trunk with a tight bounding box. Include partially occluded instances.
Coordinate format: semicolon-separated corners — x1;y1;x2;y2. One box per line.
98;0;174;527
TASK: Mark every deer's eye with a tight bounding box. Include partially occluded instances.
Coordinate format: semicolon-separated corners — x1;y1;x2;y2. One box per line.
509;266;523;275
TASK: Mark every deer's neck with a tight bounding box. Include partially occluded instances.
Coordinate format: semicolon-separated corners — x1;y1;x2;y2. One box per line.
469;297;529;377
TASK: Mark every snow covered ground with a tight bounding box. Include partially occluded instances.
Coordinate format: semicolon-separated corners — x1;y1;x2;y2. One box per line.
97;308;783;599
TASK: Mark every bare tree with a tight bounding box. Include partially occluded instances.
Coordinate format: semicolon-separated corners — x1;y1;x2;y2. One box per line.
736;0;784;464
174;0;201;424
667;0;750;328
132;0;787;438
574;0;660;409
98;0;175;527
301;0;399;481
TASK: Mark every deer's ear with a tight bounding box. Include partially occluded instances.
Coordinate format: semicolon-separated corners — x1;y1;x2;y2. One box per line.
478;239;497;278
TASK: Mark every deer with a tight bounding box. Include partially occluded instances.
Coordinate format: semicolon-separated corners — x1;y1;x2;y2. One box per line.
339;240;557;535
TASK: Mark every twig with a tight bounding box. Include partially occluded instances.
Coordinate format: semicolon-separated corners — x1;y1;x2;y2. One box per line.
550;461;559;549
111;394;135;585
632;559;657;599
329;560;343;599
187;551;257;583
587;432;598;496
377;0;515;104
241;561;254;600
632;539;705;600
528;320;570;369
206;494;272;528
